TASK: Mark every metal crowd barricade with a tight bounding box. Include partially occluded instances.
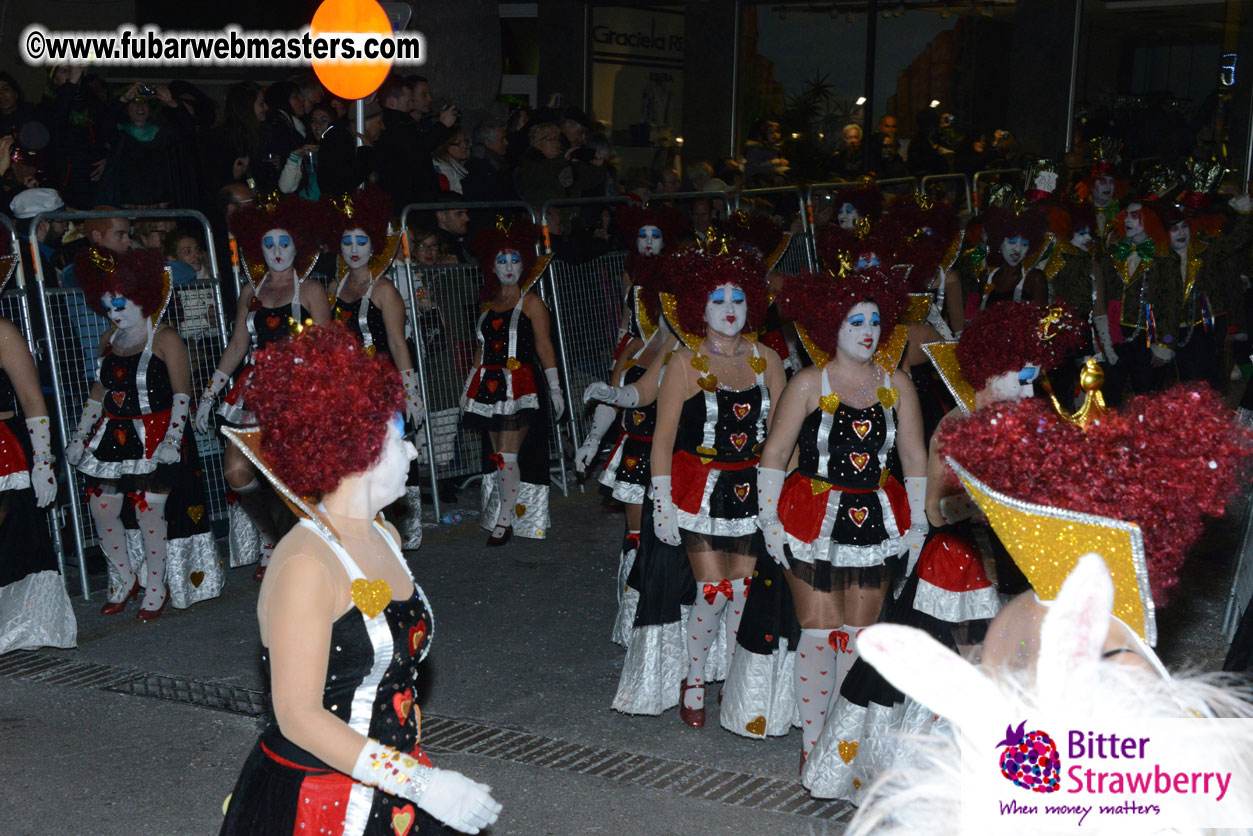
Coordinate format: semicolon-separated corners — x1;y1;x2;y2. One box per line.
872;176;920;199
971;168;1024;213
644;189;734;226
734;185;816;274
919;173;974;216
397;200;571;523
28;209;227;600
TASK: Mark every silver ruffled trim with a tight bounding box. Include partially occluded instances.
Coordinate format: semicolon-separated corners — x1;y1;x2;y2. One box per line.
611;544;638;648
719;640;798;738
803;695;936;801
913;577;1003;623
676;507;758;538
110;530;223;609
612;608;690;715
0;570;77;653
227;501;262;568
0;471;30;490
479;471;549;539
460;389;539;418
217;397;254;426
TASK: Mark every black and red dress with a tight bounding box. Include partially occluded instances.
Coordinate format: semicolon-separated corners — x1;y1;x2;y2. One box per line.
220;277;312;426
460;303;539;427
220;519;447;836
599;363;655;505
332;281;391;364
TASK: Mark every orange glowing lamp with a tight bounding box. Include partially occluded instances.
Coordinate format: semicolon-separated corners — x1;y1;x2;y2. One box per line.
311;0;393;101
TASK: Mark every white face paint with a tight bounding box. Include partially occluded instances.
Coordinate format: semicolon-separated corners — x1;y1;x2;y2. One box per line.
636;225;663;256
1123;203;1145;240
102;293;145;331
262;227;296;273
494;249;524;286
340;227;373;268
1169;220;1190;253
363;416;418;511
1092;175;1115;205
837;202;860;231
984;365;1038;402
704;283;748;339
1000;234;1030;267
1070;226;1094;253
837;301;881;363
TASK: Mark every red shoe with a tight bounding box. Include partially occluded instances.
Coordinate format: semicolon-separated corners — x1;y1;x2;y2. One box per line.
253;563;267;582
100;577;141;615
679;680;705;728
486;525;513;547
136;591;168;622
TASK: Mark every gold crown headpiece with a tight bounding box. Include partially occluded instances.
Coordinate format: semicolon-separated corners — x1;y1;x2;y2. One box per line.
255;189;282;215
1182;157;1226;196
88;246;116;275
330;193;355;219
1088;136;1121;167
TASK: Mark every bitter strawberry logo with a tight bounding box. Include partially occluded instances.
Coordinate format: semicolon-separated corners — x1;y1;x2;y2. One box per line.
996;720;1061;793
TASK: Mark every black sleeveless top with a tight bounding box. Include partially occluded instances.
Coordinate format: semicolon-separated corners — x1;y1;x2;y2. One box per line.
620;363;656;438
99;348;173;417
247;297;313;355
479;308;537;367
675;383;767;463
796;399;890;489
333;292;390;361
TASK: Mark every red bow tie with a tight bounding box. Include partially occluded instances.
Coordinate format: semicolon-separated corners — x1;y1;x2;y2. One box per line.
829;629;851;653
127;491;151;513
488;452;505;470
703;580;734;605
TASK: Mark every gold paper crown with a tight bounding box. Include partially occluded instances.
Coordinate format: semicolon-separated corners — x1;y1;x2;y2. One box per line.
984;184;1025;216
1088;136;1121;167
255;189;282;215
330;193;356;219
1182;157;1226;196
1137;162;1180;202
1042;356;1108;428
946;458;1155;645
88;246;116;274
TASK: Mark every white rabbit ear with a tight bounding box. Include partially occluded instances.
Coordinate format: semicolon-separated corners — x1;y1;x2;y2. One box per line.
858;624;1005;734
1036;553;1114;691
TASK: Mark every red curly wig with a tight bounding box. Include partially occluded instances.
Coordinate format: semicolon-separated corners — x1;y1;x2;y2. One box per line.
246;322;405;497
616;204;690;249
469;220;540;304
1062;200;1098;241
882;196;961;291
833;183;883;221
75;247;167;317
955;300;1085;390
778;267;908;358
982;206;1047;268
723;212;785;264
325;184;392;250
229;194;330;281
1112;200;1167;250
936;385;1253;605
662;245;769;339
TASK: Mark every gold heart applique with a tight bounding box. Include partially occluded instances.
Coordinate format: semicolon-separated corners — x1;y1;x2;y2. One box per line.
350;578;392;619
849;453;870;472
838;740;859;764
506;358;521;371
733;483;751;503
189;571;204;588
876;386;898;410
819;393;840;414
732;403;751;420
848;507;869;527
633;411;646;425
391;804;415;836
697;375;719;392
748;355;767;374
851;419;872;439
187;505;204;524
111;391;126;408
853;778;862;790
624;456;638;470
515;503;527;518
690;354;711;373
745;716;767;736
729;432;748;451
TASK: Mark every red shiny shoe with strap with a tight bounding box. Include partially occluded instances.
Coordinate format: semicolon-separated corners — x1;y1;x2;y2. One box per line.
100;577;141;615
678;679;705;728
486;525;513;547
136;590;169;622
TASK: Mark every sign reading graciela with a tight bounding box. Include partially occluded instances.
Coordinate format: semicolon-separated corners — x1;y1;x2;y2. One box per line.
963;718;1251;831
589;6;684;147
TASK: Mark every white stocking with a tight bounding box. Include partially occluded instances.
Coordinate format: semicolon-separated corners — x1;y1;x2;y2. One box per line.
90;491;132;601
496;453;520;531
836;623;868;699
683;581;732;709
721;576;752;672
796;628;839;756
134;492;170;611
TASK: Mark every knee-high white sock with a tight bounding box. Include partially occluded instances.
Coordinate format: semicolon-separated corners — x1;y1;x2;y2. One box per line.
796;628;839;756
90;491;132;600
684;580;732;709
836;624;867;699
134;492;170;611
496;453;520;529
721;576;753;671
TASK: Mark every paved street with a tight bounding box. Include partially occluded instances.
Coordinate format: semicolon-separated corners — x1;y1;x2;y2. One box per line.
0;481;1246;836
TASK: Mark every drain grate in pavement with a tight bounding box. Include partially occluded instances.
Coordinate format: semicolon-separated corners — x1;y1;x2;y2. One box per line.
1;651;853;822
419;715;852;821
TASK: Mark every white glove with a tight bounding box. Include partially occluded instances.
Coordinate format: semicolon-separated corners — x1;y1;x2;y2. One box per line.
1149;343;1175;364
401;368;426;427
154;393;190;465
195;370;231;435
901;476;928;577
756;466;789;569
650;475;681;546
545;367;565;421
352;740;501;834
1229;193;1253;214
64;398;102;467
574;403;617;474
25;416;56;508
583;380;640;408
1093;314;1118;365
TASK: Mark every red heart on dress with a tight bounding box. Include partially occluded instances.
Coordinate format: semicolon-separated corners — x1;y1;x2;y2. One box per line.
729;432;748;451
491;317;505;330
111;391;126;408
484;379;499;393
112;365;127;382
734;482;751;503
336;308;352;321
391;803;416;836
732;403;751;421
623;456;638;470
633;411;646;425
492;340;504;353
266;315;281;330
408;621;425;656
851;419;872;440
113;427;128;445
393;688;414;724
849;452;870;472
848;507;869;527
